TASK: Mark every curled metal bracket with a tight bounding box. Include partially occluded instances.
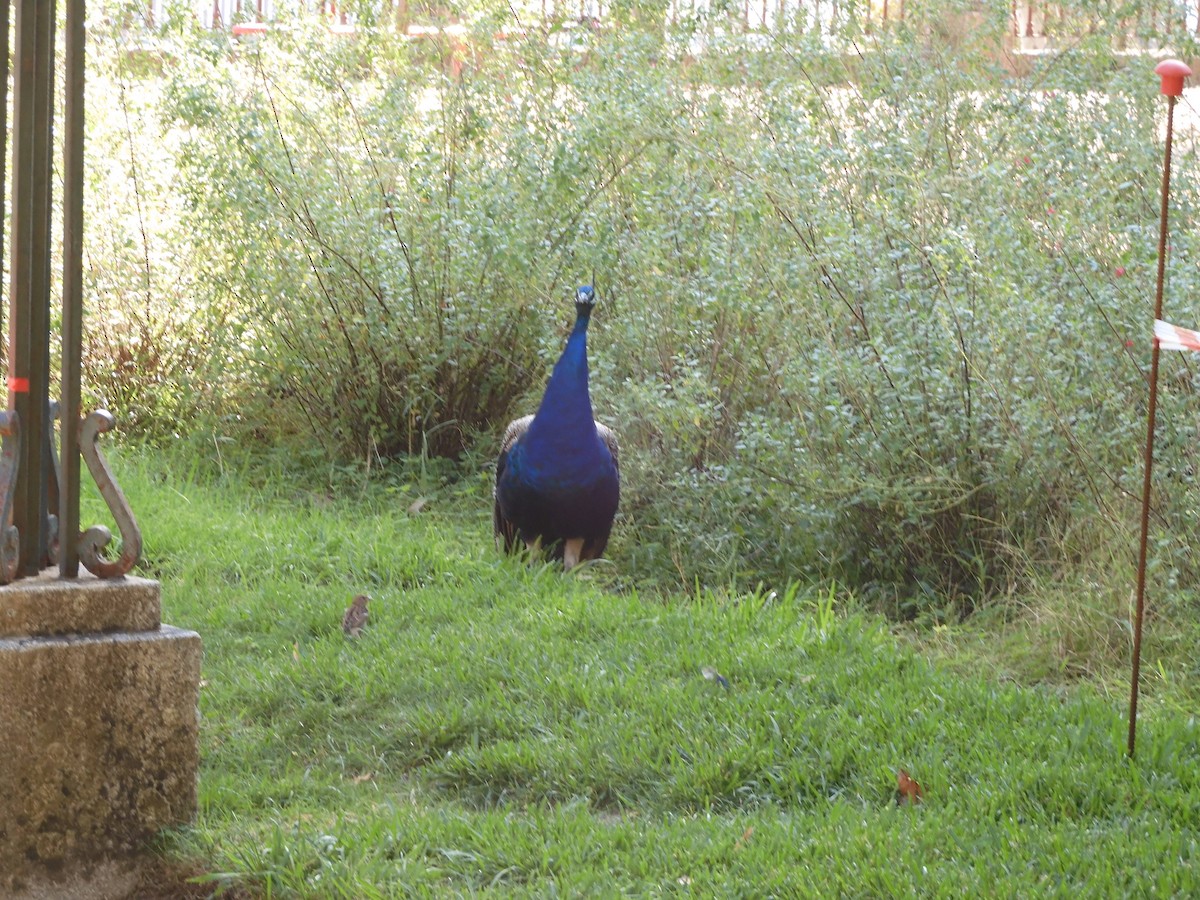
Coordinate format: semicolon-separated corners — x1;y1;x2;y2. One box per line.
0;411;21;584
78;409;142;578
47;400;61;567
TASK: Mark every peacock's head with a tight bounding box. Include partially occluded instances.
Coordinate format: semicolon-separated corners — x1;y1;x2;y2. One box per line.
575;285;597;315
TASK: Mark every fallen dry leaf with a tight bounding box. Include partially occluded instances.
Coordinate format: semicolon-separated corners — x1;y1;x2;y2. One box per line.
896;768;923;806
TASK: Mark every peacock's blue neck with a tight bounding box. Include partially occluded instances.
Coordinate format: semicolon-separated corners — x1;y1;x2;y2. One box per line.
525;311;599;450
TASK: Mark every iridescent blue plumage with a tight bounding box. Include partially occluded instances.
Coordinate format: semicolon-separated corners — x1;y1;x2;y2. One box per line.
494;286;620;569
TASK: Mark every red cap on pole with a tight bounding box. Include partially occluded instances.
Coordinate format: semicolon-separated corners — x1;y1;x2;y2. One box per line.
1155;59;1192;97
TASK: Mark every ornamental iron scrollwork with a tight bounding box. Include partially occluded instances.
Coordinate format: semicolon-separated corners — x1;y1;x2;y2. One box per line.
78;410;142;578
0;411;21;584
47;400;61;566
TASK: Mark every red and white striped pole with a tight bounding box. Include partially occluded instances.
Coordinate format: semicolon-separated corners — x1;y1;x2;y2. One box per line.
1129;58;1191;759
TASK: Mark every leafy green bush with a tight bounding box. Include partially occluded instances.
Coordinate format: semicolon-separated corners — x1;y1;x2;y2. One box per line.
78;43;245;441
84;1;1200;612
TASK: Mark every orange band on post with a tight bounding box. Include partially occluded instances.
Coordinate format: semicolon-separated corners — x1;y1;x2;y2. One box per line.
7;376;29;393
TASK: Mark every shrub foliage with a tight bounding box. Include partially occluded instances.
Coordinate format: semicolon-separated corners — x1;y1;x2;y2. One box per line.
86;3;1200;609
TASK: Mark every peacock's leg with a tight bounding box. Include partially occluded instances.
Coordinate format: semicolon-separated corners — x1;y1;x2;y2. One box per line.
562;538;584;571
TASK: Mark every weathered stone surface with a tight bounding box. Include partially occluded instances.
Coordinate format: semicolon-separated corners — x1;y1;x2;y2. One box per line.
0;621;201;898
0;569;161;638
1;857;141;900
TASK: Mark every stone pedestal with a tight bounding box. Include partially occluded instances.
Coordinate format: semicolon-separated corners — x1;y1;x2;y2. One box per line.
0;571;201;899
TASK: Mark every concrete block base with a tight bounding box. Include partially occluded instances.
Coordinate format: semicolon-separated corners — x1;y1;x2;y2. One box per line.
0;573;201;899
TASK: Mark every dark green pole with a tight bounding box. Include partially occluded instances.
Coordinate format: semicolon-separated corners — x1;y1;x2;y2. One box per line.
61;0;85;577
9;0;46;577
7;0;58;577
0;1;10;329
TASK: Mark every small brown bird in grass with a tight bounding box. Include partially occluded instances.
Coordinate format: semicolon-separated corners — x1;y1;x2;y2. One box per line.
342;594;370;638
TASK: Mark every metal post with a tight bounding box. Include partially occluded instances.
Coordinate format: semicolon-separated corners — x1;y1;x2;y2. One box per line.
0;2;10;331
32;0;55;573
61;0;85;578
34;0;57;572
7;0;50;578
1129;59;1192;759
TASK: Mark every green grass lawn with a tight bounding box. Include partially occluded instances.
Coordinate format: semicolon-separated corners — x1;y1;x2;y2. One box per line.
101;453;1200;897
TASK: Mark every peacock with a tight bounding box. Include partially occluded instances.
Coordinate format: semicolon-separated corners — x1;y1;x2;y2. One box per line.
494;285;620;570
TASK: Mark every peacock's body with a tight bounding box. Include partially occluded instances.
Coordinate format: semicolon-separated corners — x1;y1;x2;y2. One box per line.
494;285;620;570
